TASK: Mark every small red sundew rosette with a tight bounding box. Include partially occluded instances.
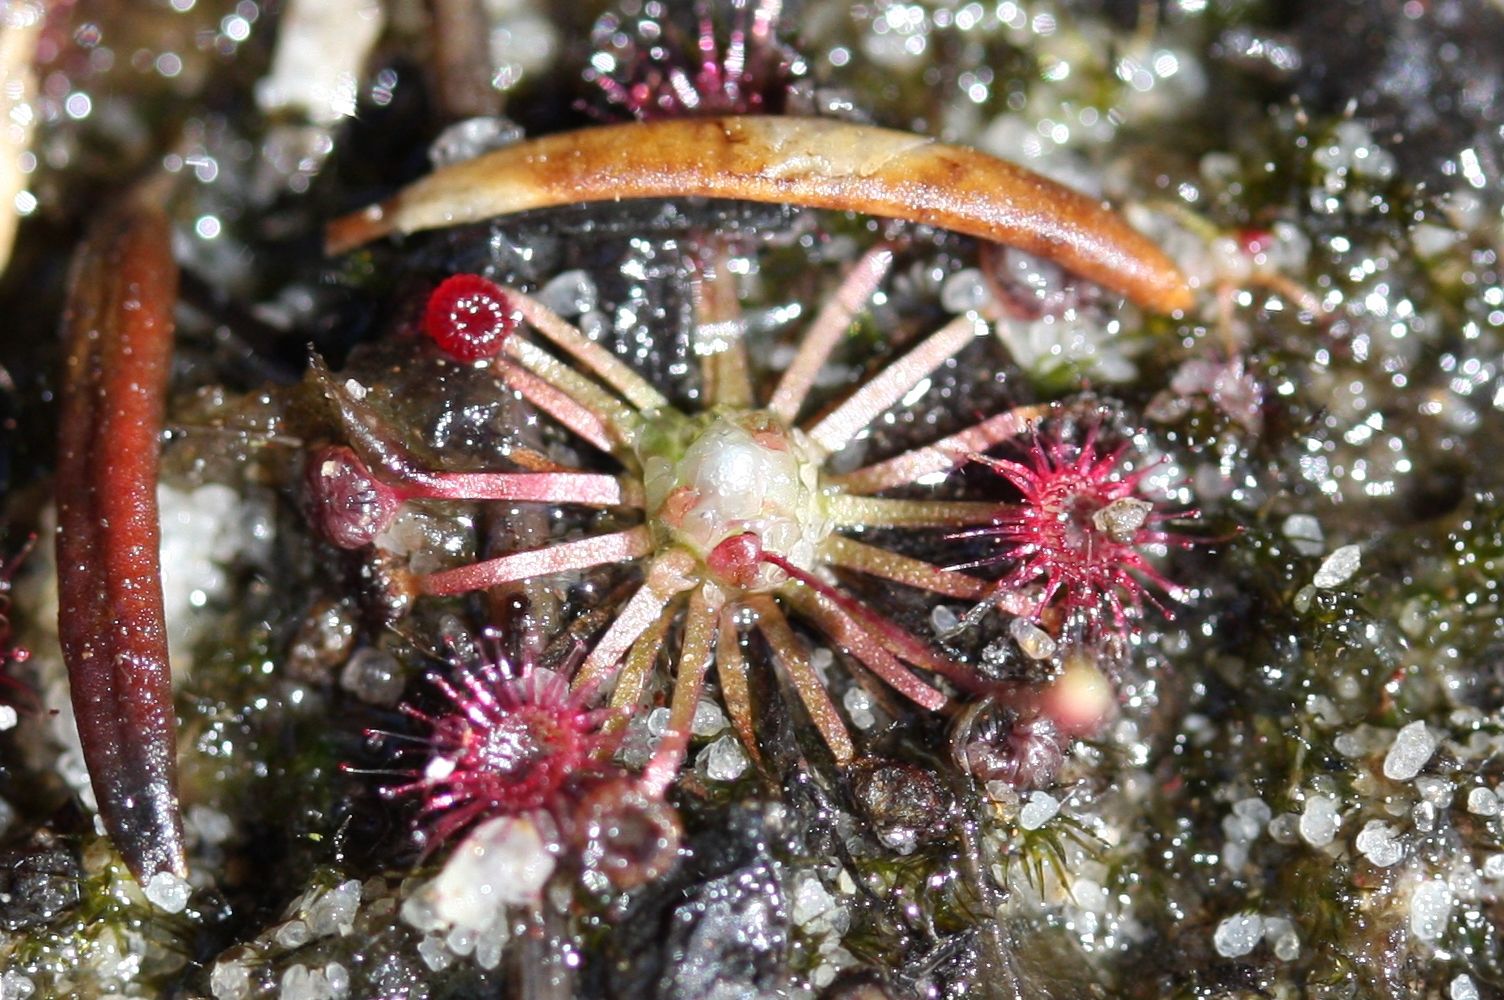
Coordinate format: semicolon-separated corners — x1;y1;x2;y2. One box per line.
962;427;1198;639
383;657;618;849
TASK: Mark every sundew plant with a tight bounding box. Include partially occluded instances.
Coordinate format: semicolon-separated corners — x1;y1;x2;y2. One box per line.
0;2;1499;998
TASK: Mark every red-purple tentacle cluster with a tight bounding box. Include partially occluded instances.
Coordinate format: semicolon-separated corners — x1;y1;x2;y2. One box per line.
585;0;799;121
384;651;618;850
965;428;1196;636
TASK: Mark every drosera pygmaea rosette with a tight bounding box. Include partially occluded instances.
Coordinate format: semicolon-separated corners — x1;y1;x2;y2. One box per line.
370;632;682;893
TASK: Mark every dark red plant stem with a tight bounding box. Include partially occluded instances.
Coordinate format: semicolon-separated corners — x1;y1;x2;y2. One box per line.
56;200;186;881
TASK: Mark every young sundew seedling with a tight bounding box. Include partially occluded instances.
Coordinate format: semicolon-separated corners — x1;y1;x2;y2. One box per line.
584;0;801;121
376;639;679;891
957;426;1200;642
313;249;1061;781
388;654;617;848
